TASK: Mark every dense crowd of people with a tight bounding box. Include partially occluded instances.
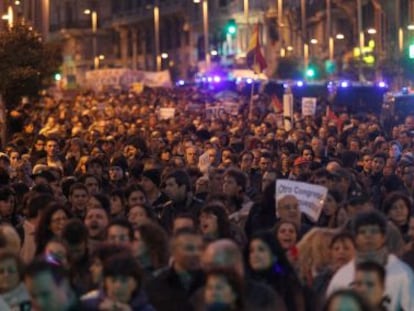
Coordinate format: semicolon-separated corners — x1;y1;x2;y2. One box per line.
0;86;413;311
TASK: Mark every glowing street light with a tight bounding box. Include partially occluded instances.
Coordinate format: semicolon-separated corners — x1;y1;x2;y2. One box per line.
310;38;318;44
84;9;98;69
367;28;377;35
336;33;345;40
161;53;168;59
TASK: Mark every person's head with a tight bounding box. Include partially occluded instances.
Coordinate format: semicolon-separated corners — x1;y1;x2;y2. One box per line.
382;191;412;227
302;145;314;161
109;189;126;217
239;151;253;171
276;195;301;225
171;228;203;272
85;157;105;177
139;168;161;194
248;230;293;274
124;184;147;208
164;169;192;202
352;261;386;308
0;251;23;293
25;193;54;222
204;268;244;310
68;182;89;214
185;146;198;166
61;219;88;263
102;253;142;304
371;152;387;175
133;222;169;269
352;211;387;252
199;203;231;240
45;137;60;158
258;152;272;173
106;218;134;247
89;243;131;286
172;213;196;234
24;259;75;311
109;154;128;181
360;152;372;173
80;174;101;196
323;289;373;311
202;239;244;277
223;168;247;197
329;232;356;270
0;186;14;218
323;189;343;218
274;220;298;250
127;204;155;228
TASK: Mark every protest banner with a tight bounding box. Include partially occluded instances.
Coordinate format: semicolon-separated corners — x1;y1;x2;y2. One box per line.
302;97;317;116
275;179;327;222
159;108;176;120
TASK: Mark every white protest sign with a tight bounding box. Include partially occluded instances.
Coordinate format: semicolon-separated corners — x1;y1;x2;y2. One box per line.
275;179;327;222
283;93;293;131
302;97;317;116
159;108;175;120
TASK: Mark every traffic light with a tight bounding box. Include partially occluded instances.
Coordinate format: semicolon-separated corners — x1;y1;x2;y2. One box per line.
305;67;315;79
226;19;237;36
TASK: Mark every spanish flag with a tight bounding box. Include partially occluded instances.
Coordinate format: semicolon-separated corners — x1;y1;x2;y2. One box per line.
246;24;267;74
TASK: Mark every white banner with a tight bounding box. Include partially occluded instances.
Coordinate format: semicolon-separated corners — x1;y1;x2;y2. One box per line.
85;69;172;90
283;93;293;131
275;179;327;222
158;108;176;120
302;97;317;116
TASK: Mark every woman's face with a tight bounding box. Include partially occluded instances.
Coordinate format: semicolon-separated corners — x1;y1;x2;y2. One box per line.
249;239;274;271
204;275;236;307
388;199;409;226
105;275;137;304
199;212;219;236
276;223;297;250
328;295;362;311
128;205;149;227
110;196;125;216
0;258;19;292
323;194;338;217
331;239;355;269
49;209;69;237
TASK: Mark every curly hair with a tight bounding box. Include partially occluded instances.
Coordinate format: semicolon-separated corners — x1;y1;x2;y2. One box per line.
135;221;169;269
200;203;232;239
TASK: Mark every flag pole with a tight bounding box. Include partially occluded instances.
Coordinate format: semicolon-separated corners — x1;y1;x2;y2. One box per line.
248;53;257;120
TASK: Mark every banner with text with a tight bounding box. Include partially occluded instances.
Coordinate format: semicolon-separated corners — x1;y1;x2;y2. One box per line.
302;97;317;116
275;179;327;222
85;69;172;90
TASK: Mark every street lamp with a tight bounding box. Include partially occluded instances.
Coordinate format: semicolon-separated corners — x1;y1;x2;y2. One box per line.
84;9;98;69
367;28;377;35
2;6;13;29
161;53;168;59
194;0;210;70
336;33;345;40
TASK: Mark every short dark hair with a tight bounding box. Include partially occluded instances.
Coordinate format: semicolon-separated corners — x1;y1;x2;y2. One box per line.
165;169;192;193
0;186;14;201
330;231;355;249
69;182;88;196
103;253;143;291
224;168;247;193
355;261;386;287
352;210;387;236
124;184;146;202
62;218;88;245
107;218;134;241
26;193;54;219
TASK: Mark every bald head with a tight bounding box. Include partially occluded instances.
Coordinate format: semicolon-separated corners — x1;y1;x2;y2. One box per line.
202;239;244;276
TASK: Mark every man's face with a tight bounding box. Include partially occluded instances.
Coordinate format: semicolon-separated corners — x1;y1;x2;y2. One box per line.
185;147;198;165
164;177;185;202
352;270;384;307
240;154;253;171
70;189;89;212
84;177;100;195
371;157;385;174
362;155;372;173
84;208;109;239
355;225;385;252
173;234;203;271
107;225;131;247
222;175;241;197
87;163;103;177
45;140;59;158
34;139;45;151
402;165;414;187
259;157;272;173
25;272;72;311
277;195;300;223
109;166;124;181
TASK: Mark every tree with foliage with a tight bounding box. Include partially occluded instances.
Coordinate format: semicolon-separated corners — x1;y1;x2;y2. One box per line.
0;22;62;109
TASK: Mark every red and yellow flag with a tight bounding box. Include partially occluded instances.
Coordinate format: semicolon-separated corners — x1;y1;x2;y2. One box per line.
246;24;267;73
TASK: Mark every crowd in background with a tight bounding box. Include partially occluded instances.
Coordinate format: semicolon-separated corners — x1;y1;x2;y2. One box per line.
0;86;412;310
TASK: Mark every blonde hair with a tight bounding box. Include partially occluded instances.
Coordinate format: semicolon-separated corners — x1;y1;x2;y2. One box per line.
296;227;338;284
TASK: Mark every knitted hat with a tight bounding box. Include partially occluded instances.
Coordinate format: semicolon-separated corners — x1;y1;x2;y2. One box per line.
141;169;161;187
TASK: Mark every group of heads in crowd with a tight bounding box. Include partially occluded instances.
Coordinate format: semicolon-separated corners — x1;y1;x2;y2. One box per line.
0;88;414;310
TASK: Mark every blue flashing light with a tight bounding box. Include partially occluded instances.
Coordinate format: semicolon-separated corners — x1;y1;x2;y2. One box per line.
207;77;213;82
296;81;304;87
283;83;289;89
213;76;221;83
177;80;185;86
246;78;253;84
378;81;387;88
